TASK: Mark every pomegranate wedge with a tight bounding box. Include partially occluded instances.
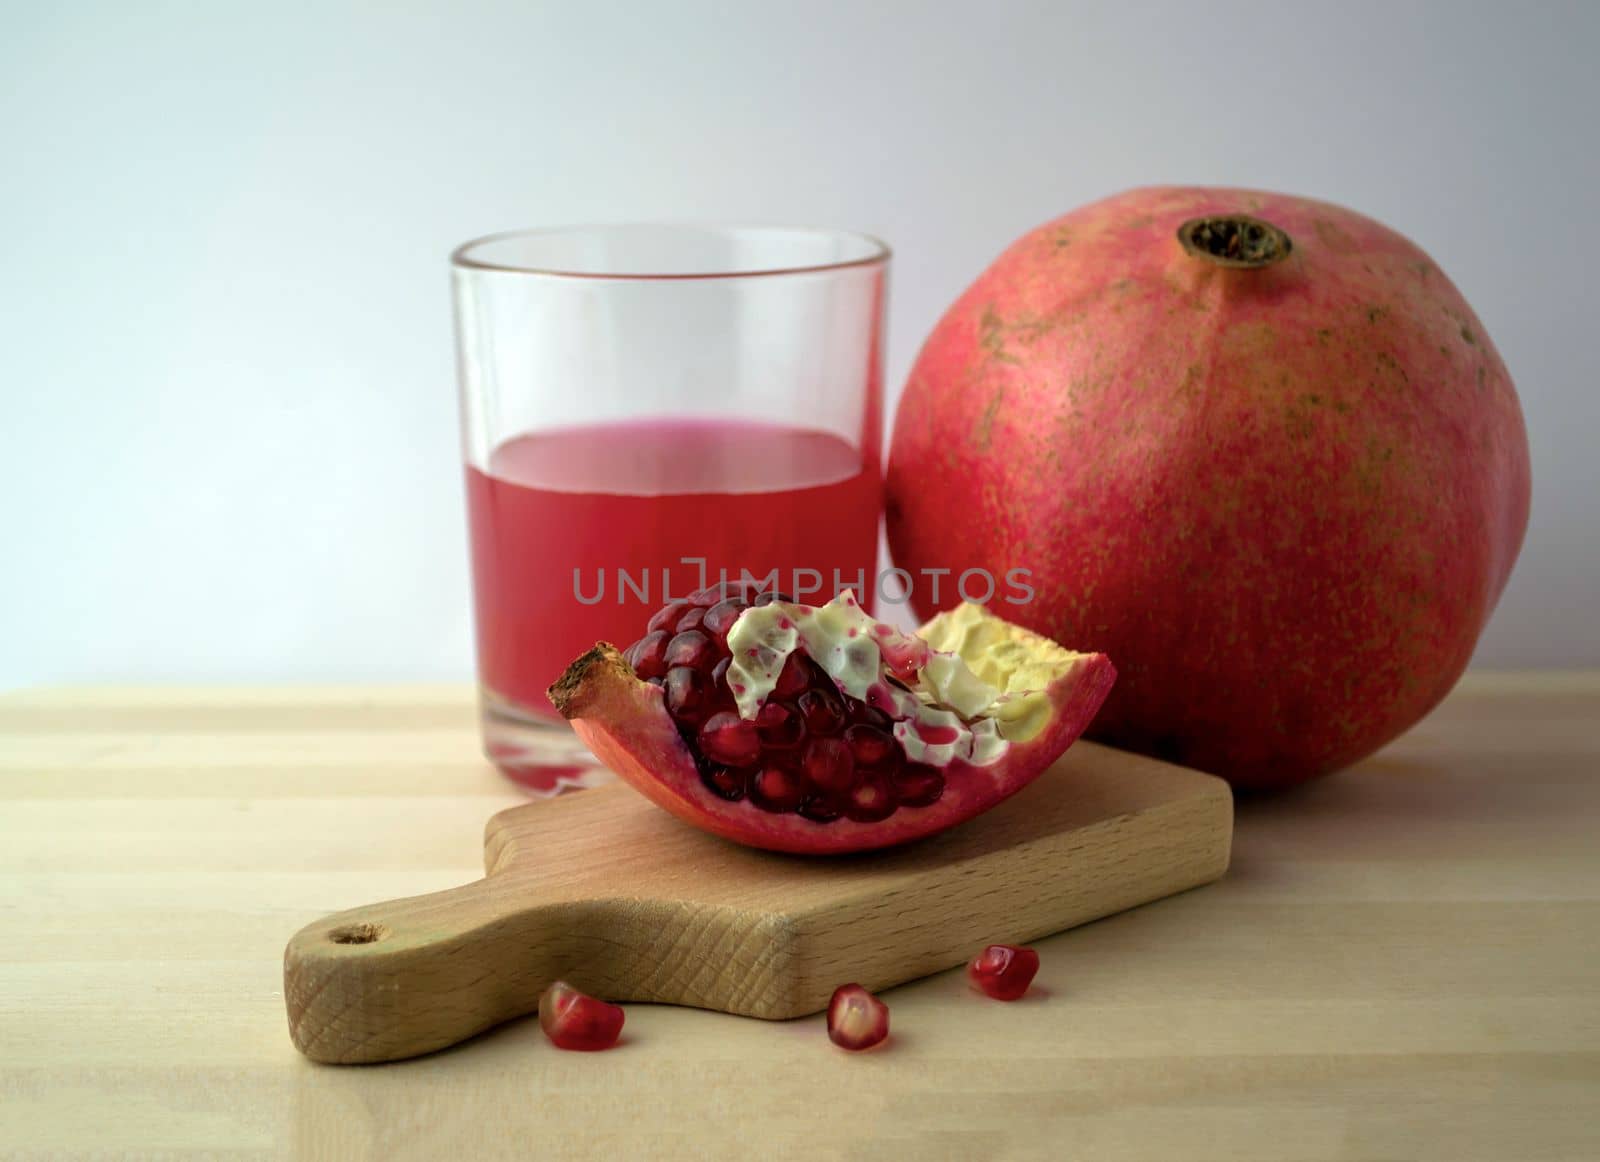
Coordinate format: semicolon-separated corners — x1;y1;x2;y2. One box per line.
549;586;1115;854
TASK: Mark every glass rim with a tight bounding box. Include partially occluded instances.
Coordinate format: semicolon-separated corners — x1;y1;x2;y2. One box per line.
450;222;891;281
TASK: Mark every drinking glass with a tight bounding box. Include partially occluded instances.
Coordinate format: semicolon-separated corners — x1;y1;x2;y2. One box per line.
452;225;889;792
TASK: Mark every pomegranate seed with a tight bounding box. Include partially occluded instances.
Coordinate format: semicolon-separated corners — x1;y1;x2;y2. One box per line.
843;772;896;823
802;737;855;794
703;599;745;640
864;685;900;715
626;631;670;680
750;765;807;812
772;654;813;700
647;602;689;634
686;583;733;607
699;711;761;767
664;630;716;671
891;764;945;807
676;606;708;634
664;666;708;718
538;980;625;1050
967;944;1040;1001
847;702;893;730
879;635;930;681
844;724;895;766
827;984;889;1051
711;656;731;690
798;796;841;823
701;763;747;800
755;701;806;749
798;687;846;736
752;590;796;606
868;746;903;777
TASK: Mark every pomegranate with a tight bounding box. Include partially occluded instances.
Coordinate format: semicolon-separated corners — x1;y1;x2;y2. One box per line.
888;186;1530;789
549;582;1115;854
538;980;624;1051
827;984;889;1051
967;944;1040;1001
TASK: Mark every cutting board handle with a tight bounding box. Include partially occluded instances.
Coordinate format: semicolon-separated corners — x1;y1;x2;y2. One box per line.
284;877;587;1064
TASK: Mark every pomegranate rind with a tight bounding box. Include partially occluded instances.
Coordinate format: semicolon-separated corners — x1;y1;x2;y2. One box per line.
550;604;1116;855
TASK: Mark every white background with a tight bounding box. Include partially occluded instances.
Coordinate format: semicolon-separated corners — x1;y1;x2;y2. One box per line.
4;0;1597;688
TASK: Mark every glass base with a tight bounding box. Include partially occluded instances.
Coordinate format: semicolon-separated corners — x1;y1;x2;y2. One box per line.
479;688;614;797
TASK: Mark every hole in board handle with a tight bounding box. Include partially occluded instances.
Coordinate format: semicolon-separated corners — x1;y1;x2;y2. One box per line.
328;923;387;945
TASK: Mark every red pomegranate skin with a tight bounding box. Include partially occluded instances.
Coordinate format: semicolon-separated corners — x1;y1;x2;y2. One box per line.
887;186;1530;789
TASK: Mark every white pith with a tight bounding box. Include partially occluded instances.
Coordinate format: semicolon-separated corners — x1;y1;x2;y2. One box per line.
724;592;1080;768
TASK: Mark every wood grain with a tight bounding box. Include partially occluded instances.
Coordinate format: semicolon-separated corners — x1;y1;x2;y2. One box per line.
3;676;1599;1160
282;744;1231;1063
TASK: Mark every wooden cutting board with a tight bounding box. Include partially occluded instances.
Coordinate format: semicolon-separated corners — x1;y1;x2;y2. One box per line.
284;741;1232;1063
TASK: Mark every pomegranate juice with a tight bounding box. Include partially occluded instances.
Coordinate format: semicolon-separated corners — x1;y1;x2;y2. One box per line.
466;418;880;725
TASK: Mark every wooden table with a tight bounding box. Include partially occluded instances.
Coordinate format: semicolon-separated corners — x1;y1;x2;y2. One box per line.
3;677;1597;1161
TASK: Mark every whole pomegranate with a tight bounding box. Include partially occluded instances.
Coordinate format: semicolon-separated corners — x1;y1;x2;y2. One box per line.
887;186;1530;789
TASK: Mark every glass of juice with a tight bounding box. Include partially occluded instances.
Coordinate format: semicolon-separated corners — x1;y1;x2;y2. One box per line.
451;225;889;792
